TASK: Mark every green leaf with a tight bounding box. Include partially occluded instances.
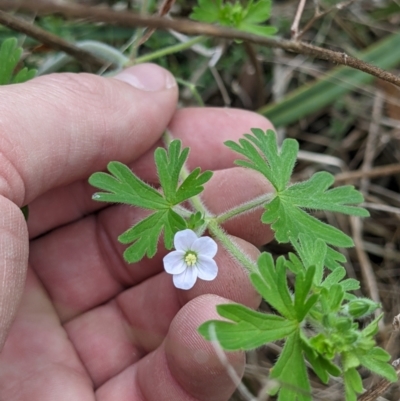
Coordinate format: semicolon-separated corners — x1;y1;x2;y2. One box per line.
283;172;369;217
12;67;36;84
90;161;168;209
285;253;305;274
302;339;341;384
291;235;326;284
198;304;297;350
227;129;368;261
294;266;318;321
270;331;311;401
243;0;271;23
362;314;382;339
358;347;398;382
0;38;36;85
155;140;213;205
0;38;21;85
326;284;345;312
190;0;276;36
263;196;355;247
89;140;212;263
190;0;221;23
225;129;298;192
251;253;296;319
119;209;186;262
344;368;363;401
325;247;347;270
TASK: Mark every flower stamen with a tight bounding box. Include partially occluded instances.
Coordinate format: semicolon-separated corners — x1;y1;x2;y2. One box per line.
184;251;198;266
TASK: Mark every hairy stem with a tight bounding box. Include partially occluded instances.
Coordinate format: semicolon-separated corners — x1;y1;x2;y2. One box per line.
216;192;275;224
208;220;257;273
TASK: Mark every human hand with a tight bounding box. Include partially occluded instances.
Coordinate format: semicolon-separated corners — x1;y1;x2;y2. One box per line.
0;63;274;400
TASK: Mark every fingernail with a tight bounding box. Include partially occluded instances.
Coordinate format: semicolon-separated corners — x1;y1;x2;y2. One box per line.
115;63;176;91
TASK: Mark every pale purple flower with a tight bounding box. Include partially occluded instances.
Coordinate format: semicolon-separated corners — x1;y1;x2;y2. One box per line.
163;229;218;290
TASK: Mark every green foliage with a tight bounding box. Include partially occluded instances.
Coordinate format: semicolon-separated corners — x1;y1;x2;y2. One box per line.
89;140;212;262
226;129;369;270
198;304;297;350
190;0;277;37
270;331;311;401
0;38;36;85
198;130;395;400
90;127;394;401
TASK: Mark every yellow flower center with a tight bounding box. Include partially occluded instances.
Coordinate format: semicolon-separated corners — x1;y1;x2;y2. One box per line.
184;252;198;266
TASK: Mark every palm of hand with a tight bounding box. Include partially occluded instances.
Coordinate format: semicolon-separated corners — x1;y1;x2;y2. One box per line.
0;69;273;401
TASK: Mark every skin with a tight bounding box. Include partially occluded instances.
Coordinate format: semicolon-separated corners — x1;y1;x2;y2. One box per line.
0;63;275;400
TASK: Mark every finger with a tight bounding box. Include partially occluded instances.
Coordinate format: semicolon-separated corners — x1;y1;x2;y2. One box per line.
64;236;260;387
96;295;245;401
0;63;178;207
30;167;271;323
27;108;274;238
0;268;94;400
0;197;27;349
0;63;177;349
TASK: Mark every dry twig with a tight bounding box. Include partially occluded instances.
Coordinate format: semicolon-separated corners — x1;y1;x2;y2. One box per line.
0;1;400;87
291;0;307;39
334;164;400;184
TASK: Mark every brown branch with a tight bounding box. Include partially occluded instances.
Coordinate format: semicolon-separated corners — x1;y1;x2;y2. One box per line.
0;10;109;70
334;163;400;184
0;1;400;87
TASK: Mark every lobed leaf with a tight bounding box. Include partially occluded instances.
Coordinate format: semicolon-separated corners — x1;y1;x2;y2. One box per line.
89;161;168;209
283;172;369;217
190;0;221;23
294;266;318;322
251;253;296;320
198;304;297;350
90;140;211;263
344;368;363;401
263;196;355;247
225;129;298;192
0;38;22;85
358;347;398;382
119;209;186;263
0;38;36;85
270;331;311;401
302;339;341;384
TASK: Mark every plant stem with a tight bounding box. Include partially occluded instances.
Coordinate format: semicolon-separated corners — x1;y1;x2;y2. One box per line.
131;35;205;65
176;77;204;107
216;192;275;224
172;204;192;218
208;220;257;273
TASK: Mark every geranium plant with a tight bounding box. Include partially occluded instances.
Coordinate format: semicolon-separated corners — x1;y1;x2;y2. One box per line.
89;128;397;401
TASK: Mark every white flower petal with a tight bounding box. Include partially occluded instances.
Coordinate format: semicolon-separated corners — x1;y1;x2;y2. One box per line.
163;251;187;274
196;256;218;281
173;266;198;290
192;236;218;258
174;229;198;251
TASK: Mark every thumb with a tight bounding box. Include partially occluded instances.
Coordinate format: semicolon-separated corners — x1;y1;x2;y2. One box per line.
0;63;178;349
